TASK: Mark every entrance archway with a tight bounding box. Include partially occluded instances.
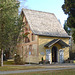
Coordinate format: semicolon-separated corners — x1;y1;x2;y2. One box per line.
52;46;57;62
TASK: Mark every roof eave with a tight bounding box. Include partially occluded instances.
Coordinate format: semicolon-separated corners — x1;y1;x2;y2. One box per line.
34;34;70;38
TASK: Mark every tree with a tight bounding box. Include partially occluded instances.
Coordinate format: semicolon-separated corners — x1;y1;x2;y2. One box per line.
0;0;22;66
62;0;75;43
64;21;70;35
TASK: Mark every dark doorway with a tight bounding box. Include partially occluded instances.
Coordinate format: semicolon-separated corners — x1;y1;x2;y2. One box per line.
52;46;57;62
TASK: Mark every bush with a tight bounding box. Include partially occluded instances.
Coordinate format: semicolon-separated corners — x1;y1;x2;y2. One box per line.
70;52;75;60
39;60;50;64
64;58;70;63
14;55;24;65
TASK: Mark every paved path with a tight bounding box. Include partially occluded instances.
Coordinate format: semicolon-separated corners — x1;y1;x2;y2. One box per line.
0;63;75;74
0;67;75;74
4;63;75;67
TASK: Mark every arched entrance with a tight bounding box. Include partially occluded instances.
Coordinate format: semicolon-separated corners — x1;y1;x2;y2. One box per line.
52;46;58;62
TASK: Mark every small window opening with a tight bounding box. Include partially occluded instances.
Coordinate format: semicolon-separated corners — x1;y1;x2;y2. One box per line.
25;27;28;31
25;37;30;43
32;33;35;41
29;45;32;55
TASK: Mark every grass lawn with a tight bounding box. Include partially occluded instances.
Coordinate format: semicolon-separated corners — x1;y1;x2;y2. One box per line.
3;59;15;65
1;60;75;75
0;61;74;72
3;61;15;65
5;69;75;75
0;66;45;71
0;65;73;71
0;60;70;71
1;60;46;71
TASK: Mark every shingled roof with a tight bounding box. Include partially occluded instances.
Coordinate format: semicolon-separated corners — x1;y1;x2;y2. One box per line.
44;39;69;48
22;9;69;38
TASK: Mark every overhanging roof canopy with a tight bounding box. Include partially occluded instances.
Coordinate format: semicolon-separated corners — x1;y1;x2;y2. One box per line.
44;39;69;48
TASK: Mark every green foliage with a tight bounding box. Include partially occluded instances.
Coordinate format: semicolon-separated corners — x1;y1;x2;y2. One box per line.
22;32;30;38
42;57;43;61
0;0;22;54
14;55;24;65
64;21;71;35
0;0;23;66
14;55;21;64
62;0;75;28
72;29;75;43
62;0;75;42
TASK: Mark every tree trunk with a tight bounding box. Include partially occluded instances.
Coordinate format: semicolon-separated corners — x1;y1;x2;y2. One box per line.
1;49;3;66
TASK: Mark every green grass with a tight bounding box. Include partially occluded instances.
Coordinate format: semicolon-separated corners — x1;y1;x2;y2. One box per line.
1;60;70;71
1;61;75;71
5;69;75;75
1;60;75;75
3;59;15;65
0;65;73;71
0;66;46;71
3;61;15;65
2;61;46;71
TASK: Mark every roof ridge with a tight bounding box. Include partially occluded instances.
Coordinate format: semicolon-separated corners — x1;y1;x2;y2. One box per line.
22;8;54;15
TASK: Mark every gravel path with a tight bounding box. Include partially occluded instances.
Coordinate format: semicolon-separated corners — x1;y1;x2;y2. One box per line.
0;67;75;74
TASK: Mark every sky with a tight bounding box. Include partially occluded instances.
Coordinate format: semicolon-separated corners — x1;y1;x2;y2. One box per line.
19;0;68;26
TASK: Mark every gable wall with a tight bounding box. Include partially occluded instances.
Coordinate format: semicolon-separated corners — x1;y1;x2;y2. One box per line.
17;14;39;63
17;11;69;64
38;36;69;62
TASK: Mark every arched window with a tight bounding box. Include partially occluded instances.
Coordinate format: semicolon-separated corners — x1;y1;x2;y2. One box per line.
29;45;32;55
25;37;30;43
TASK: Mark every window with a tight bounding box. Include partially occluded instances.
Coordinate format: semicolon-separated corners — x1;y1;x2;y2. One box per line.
29;45;32;55
32;33;35;41
25;27;28;31
25;37;30;43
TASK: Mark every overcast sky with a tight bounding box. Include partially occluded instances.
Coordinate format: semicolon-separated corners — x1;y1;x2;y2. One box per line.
19;0;68;26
